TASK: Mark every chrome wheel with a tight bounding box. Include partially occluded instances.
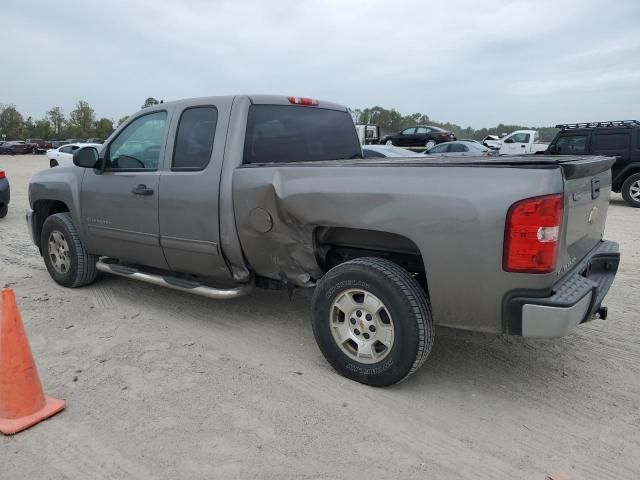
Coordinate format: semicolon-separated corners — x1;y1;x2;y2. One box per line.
426;140;436;149
385;140;393;146
630;180;640;201
330;289;395;364
48;230;71;274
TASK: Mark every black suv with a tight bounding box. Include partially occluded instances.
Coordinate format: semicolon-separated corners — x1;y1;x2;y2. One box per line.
380;125;455;149
547;120;640;207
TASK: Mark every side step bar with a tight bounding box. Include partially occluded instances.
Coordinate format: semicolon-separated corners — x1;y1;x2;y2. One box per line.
95;259;255;300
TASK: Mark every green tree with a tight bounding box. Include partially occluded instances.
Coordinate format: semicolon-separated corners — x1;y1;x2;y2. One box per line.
141;97;159;109
47;107;65;136
68;100;95;138
0;104;24;139
34;118;53;139
22;116;36;138
94;118;114;139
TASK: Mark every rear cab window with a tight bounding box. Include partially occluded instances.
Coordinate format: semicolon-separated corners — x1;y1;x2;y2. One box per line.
172;107;218;170
243;105;362;164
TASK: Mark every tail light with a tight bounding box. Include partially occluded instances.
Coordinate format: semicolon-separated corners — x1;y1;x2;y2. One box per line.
288;96;319;106
0;170;5;180
503;194;563;273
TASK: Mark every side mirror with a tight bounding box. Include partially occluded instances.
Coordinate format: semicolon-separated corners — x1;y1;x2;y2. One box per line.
73;146;100;168
547;145;558;154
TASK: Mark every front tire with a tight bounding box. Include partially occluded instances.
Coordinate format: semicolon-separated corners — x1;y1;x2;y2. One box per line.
425;139;436;149
385;140;394;146
311;257;434;386
0;204;7;219
41;213;98;287
621;173;640;208
50;159;58;168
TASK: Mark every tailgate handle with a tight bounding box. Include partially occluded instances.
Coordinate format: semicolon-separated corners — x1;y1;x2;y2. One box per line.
591;177;600;200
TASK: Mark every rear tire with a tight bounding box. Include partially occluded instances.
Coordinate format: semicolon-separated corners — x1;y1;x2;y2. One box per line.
621;173;640;208
426;139;436;149
311;257;434;386
0;204;7;219
385;140;394;146
41;213;98;287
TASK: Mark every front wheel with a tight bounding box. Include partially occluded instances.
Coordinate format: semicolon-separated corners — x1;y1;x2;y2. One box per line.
0;204;7;219
311;257;434;386
621;173;640;208
425;139;436;149
41;212;98;287
385;140;394;146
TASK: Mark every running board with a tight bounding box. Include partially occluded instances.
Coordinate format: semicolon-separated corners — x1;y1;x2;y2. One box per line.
95;259;254;299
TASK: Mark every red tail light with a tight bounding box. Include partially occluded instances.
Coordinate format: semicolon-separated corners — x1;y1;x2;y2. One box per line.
288;96;319;106
0;170;5;180
503;194;563;273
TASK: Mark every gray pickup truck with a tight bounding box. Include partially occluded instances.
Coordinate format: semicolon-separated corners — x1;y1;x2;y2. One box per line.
27;95;620;386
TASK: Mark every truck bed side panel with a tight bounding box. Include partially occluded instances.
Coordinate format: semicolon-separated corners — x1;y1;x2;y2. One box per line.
233;164;565;333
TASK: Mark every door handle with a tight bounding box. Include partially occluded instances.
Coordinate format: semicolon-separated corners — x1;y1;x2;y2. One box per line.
131;184;154;196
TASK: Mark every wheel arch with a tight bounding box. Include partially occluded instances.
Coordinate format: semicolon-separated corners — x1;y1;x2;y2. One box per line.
32;199;70;249
613;163;640;191
313;226;430;295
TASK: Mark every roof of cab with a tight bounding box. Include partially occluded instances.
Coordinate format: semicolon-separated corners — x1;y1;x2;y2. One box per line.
139;95;348;112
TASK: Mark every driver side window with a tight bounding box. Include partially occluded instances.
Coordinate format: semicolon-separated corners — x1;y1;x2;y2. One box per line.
106;111;167;170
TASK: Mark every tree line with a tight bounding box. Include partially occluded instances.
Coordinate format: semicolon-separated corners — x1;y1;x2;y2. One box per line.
351;106;560;142
0;97;160;141
1;98;558;142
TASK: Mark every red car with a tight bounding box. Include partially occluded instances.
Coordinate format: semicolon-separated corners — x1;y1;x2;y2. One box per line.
26;139;53;154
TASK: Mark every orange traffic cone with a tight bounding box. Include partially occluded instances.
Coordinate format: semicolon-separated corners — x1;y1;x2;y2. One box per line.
0;288;65;435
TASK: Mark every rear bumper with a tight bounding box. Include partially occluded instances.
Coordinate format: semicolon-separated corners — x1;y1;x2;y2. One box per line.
503;240;620;337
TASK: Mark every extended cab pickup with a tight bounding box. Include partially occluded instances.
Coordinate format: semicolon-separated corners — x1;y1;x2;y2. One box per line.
499;129;548;155
27;95;620;386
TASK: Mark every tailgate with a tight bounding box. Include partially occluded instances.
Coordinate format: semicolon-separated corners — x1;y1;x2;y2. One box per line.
559;156;615;269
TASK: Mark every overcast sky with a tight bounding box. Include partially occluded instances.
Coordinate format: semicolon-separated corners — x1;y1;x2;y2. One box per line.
2;0;639;127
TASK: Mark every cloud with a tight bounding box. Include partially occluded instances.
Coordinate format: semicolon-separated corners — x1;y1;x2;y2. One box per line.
1;0;639;127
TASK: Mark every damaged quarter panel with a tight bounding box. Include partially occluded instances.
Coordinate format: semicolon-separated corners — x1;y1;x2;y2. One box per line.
232;162;564;333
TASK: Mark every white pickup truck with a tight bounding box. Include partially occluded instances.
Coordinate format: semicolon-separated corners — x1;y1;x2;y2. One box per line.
499;130;548;155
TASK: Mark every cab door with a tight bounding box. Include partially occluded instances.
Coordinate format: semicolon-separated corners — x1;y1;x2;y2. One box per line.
158;99;233;280
80;110;170;269
500;131;530;155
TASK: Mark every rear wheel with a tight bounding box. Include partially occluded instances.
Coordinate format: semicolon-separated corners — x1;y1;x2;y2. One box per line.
0;204;7;219
621;173;640;208
425;139;436;149
41;213;98;287
311;257;434;386
385;140;394;146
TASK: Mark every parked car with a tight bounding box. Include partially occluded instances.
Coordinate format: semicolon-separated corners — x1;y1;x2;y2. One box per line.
47;143;102;168
482;135;502;150
546;120;640;207
0;141;35;155
362;145;422;158
26;139;53;154
27;94;619;386
51;140;71;149
499;130;548;155
380;125;455;149
0;168;9;218
84;138;105;144
424;140;495;157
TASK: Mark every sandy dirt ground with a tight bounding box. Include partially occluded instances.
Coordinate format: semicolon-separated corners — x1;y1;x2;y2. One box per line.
1;155;639;480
